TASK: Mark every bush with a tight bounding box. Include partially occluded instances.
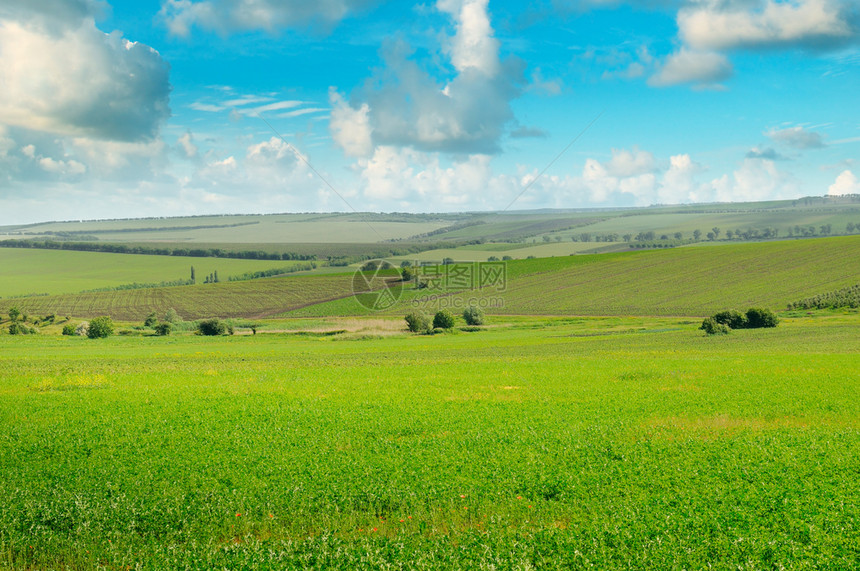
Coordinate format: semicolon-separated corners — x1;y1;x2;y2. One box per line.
712;309;747;329
87;316;114;339
144;312;158;327
8;322;30;335
197;318;227;336
700;317;730;335
746;307;779;328
433;310;456;329
164;308;180;324
8;307;20;322
404;311;431;333
462;306;486;326
75;322;90;337
62;324;75;336
154;322;172;336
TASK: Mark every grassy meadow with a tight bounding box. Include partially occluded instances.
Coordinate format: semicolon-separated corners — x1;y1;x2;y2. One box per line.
1;314;858;569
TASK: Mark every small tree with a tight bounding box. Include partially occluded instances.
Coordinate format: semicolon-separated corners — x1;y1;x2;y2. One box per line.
405;311;431;333
462;306;485;326
164;308;180;324
433;310;455;330
745;308;779;328
401;267;414;282
191;266;196;282
197;318;227;336
693;229;702;241
8;322;29;335
144;312;158;327
8;307;20;322
700;317;730;335
87;316;114;339
154;322;172;336
713;310;747;329
62;323;76;336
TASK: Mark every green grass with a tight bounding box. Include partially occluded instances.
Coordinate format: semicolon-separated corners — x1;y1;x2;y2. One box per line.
0;249;316;298
295;234;860;318
0;314;857;569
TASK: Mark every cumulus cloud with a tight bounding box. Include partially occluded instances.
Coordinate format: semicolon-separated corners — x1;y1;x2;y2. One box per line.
678;0;859;52
159;0;379;36
828;170;860;195
649;48;733;87
746;146;789;160
0;4;170;142
710;157;798;202
766;126;827;149
330;0;524;157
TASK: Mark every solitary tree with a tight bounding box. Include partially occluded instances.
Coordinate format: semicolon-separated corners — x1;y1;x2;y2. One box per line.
693;229;702;241
405;311;431;333
432;310;456;330
87;316;114;339
712;227;721;239
191;266;196;282
8;307;20;322
674;232;683;240
144;312;158;328
462;306;485;326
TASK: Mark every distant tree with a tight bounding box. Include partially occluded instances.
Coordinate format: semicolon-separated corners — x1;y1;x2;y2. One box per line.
191;266;196;282
847;222;856;233
442;257;455;265
164;308;180;324
8;322;29;335
87;316;114;339
579;233;592;243
820;224;832;236
62;323;76;336
144;312;158;328
674;232;683;240
487;256;500;262
401;267;414;282
622;234;632;242
713;310;747;329
8;307;20;322
707;232;716;241
432;310;456;330
400;260;412;268
693;229;702;241
725;230;734;240
745;308;779;328
404;311;431;333
543;235;552;243
712;227;721;239
214;270;220;283
462;306;485;326
197;319;227;336
154;322;172;336
660;234;669;241
502;255;513;261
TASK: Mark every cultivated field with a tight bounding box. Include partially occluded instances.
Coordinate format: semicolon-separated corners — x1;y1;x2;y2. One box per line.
1;314;857;569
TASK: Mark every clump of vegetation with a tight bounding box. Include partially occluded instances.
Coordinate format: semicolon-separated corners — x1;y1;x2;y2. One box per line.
197;319;227;336
462;306;486;326
62;324;76;336
164;308;181;324
699;317;730;335
8;322;37;335
432;310;456;330
75;322;90;337
87;316;115;339
701;307;779;334
154;322;172;336
405;311;431;333
144;312;158;327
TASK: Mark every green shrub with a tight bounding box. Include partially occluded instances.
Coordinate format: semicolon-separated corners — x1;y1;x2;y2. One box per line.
164;308;180;324
433;310;455;330
405;311;431;333
8;322;30;335
144;312;158;327
713;309;747;329
8;307;20;322
746;307;779;328
87;316;114;339
462;306;485;326
154;322;172;336
62;324;75;336
700;317;730;335
197;319;227;336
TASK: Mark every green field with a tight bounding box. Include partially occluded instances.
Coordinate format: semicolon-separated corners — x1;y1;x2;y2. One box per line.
1;314;858;569
0;249;319;298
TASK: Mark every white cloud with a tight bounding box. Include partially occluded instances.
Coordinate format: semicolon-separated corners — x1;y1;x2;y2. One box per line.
649;48;733;87
330;0;523;156
178;132;198;159
329;90;373;158
159;0;379;36
828;170;860;195
679;0;858;52
766;126;827;149
710;157;798;202
0;13;170;142
39;156;86;176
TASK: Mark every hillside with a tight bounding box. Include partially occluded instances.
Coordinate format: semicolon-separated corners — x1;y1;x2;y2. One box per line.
4;235;857;321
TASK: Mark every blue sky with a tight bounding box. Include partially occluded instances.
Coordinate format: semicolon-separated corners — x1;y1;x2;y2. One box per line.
0;0;858;224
